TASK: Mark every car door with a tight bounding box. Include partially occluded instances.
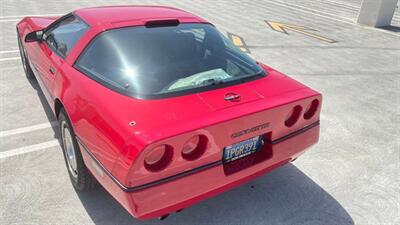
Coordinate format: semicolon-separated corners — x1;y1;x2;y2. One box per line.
35;15;89;103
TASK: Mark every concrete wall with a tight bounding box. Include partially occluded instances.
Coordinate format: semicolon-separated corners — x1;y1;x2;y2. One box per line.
358;0;398;27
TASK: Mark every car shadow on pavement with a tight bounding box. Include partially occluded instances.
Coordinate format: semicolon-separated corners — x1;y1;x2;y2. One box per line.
26;76;60;139
75;163;354;225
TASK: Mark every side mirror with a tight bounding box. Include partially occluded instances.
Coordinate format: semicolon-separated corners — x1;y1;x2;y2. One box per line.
24;30;44;42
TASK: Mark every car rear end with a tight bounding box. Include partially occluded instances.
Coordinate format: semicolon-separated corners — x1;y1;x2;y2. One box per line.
68;12;322;219
110;88;321;219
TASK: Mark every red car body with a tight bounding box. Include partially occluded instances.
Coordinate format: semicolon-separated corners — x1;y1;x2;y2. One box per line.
17;6;321;220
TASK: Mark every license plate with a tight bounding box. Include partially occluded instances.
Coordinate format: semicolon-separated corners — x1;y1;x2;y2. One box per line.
223;136;263;163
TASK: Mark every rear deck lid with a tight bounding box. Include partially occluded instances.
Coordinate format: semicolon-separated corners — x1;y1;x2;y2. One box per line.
197;83;263;111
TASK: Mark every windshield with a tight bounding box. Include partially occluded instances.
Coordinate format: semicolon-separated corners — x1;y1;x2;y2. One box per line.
75;23;265;98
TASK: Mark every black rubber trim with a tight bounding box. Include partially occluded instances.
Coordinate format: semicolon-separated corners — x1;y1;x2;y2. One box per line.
266;120;320;145
77;136;222;192
76;137;130;191
127;161;222;192
76;120;319;192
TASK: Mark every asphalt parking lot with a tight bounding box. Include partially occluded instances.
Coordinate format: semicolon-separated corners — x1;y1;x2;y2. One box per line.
1;0;399;224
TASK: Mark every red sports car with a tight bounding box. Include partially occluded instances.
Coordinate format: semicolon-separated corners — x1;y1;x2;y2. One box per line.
17;6;321;220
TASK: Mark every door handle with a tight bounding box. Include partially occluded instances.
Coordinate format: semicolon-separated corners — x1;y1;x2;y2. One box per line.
49;66;56;75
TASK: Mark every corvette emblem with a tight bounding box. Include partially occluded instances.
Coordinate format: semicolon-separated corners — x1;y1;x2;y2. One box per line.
231;123;270;138
224;93;241;102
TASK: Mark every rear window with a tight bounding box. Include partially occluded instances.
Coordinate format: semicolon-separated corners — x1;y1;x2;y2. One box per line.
74;23;265;99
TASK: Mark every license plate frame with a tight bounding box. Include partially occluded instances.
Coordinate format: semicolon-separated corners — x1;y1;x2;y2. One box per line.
223;136;263;163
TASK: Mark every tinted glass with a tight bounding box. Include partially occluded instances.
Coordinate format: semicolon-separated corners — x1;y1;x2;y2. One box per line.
75;23;265;98
45;16;88;57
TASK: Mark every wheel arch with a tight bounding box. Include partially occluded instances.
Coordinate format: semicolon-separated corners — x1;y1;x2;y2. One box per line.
54;98;64;119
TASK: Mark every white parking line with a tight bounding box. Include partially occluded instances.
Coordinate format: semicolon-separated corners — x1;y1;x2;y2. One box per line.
0;57;20;62
264;0;355;23
0;121;58;138
0;50;19;54
0;140;60;159
0;14;61;19
0;19;20;22
315;0;360;9
0;13;62;23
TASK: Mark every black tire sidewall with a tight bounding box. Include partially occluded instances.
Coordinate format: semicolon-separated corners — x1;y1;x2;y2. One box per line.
58;109;88;190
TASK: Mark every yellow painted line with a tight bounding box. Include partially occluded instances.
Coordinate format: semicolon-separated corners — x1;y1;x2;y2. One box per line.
232;35;244;46
266;21;337;43
267;21;287;33
227;32;251;53
285;26;336;43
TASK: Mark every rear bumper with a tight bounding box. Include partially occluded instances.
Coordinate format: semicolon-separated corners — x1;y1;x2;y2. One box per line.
80;121;319;220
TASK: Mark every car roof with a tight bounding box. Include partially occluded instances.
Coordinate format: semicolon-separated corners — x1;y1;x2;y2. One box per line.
74;5;207;27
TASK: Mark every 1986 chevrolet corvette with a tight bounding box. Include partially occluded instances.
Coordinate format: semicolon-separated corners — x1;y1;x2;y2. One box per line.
17;5;321;220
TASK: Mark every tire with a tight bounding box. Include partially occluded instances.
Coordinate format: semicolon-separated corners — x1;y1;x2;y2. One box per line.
59;109;98;191
17;31;35;79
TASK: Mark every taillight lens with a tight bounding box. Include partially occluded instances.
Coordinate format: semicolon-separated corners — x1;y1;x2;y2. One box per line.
144;145;172;171
285;105;302;127
182;135;207;160
182;135;200;155
304;99;319;120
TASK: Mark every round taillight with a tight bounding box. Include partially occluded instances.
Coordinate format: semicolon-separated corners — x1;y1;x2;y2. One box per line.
285;105;302;127
182;136;200;155
144;145;172;171
304;99;319;120
182;135;207;160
